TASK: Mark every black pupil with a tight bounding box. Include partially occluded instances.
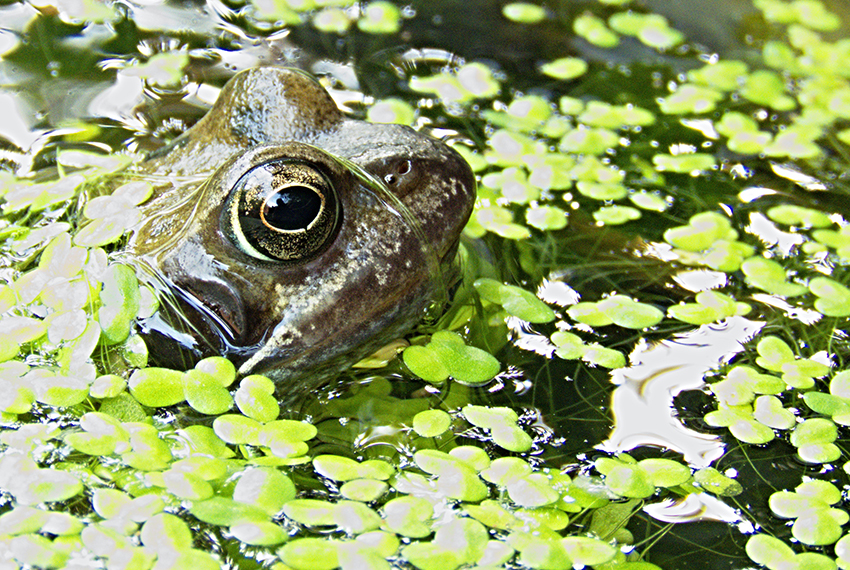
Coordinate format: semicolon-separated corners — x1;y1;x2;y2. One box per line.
262;185;322;231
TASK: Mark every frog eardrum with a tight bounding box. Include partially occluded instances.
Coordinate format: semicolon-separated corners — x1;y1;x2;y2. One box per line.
222;149;341;263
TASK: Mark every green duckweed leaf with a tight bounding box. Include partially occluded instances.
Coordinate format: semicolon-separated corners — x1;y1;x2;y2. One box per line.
282;499;338;527
745;534;795;569
340;479;389;502
704;405;776;444
767;205;832;228
687;61;749;91
506;472;560;507
668;290;747;325
183;369;234;415
502;2;546;23
193;356;237;386
481;457;532;487
741;257;808;297
596;295;664;329
403;345;449;384
804;392;850;423
97;263;141;345
740;70;796;111
464;500;519;531
412;409;452;437
652;153;716;173
629;190;668;212
278;538;340;570
413;450;489;502
573;12;620;48
790;418;837;447
428;331;501;385
9;534;70;569
189;497;268;526
128;367;185;407
235;375;280;422
468;205;532;240
213;414;262;445
313;7;351;33
0;506;51;536
693;467;743;496
658;84;724;114
578;101;655;128
561;536;617;566
231;520;289;546
540;57;588;80
311;455;362;483
764;126;822;159
567;302;613;327
233;467;296;515
163;469;214;500
753;395;796;429
401;542;464;570
433;517;490;563
638;458;691;488
170;456;228;481
608;12;683;49
262;418;317;443
140;513;193;553
755;336;796;371
525;205;568;231
357;1;401;34
367;98;416;125
793;511;847;546
664;212;736;252
583;344;627;368
560;127;619;154
596;457;655;499
577;181;628;200
124;51;188;87
809;277;850;316
456;62;501;99
381;496;433;538
510;531;571;570
474;278;555;322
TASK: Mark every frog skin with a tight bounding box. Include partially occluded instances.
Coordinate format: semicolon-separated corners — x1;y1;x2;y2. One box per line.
127;67;475;397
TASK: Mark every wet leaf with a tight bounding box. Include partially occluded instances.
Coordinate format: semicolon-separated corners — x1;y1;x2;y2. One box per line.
412;409;452;437
502;2;546;23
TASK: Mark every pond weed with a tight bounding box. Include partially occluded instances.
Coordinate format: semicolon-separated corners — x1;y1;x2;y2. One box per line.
3;0;850;568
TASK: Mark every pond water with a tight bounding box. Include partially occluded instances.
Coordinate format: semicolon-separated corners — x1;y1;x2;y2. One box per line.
2;1;850;569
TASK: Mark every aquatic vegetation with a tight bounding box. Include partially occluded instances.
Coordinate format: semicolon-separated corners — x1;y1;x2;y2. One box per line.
3;0;850;568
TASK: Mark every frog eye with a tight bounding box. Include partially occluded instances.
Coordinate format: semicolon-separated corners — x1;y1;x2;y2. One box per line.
223;159;340;262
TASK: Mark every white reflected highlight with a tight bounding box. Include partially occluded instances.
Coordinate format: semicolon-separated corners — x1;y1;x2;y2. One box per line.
644;493;742;524
600;316;764;468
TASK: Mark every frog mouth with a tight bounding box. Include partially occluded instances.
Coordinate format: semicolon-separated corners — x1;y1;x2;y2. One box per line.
166;276;252;352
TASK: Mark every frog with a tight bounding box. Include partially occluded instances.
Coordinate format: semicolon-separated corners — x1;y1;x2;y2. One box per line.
127;67;476;398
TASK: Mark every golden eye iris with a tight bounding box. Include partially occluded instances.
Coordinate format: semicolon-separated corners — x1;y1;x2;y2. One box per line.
224;159;340;262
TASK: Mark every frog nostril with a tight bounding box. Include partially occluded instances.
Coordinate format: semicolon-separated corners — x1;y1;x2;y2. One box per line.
382;159;416;190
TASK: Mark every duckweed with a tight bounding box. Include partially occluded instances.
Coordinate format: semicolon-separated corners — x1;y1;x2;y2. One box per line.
502;2;546;24
402;331;501;386
769;480;848;545
6;0;850;568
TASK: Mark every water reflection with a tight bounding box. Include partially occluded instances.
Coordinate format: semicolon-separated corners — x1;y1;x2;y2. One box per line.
602;316;764;467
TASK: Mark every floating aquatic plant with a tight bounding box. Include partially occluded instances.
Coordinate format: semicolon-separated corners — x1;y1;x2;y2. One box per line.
5;0;850;568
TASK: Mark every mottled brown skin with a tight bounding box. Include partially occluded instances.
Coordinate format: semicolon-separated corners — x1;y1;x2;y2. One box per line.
129;67;475;397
